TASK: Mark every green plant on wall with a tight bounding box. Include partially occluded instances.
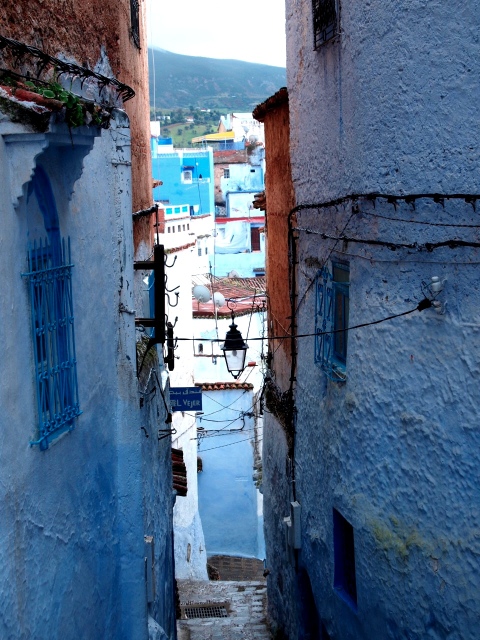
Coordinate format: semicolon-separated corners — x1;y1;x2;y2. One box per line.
26;80;85;127
23;80;107;128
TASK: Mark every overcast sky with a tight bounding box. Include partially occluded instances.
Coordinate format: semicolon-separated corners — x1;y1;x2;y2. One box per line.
146;0;286;68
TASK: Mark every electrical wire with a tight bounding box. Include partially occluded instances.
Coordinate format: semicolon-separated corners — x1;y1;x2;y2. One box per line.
191;369;257;419
302;248;480;265
199;435;262;453
292;209;357;319
294;228;480;252
198;414;245;425
290;192;480;215
197;384;264;437
198;398;260;430
359;209;480;228
177;298;431;343
152;368;171;417
295;298;431;339
246;290;257;341
195;389;250;415
197;426;258;439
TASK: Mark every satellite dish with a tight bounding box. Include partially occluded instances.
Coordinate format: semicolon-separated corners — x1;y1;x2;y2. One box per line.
193;285;211;303
213;292;226;308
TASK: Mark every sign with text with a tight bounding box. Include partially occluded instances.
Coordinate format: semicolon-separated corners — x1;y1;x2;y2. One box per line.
170;387;202;412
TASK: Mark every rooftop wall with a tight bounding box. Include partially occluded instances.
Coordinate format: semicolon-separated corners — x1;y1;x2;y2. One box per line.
286;0;480;202
0;0;152;250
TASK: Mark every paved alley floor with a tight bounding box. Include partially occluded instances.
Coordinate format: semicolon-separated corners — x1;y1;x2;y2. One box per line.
207;556;266;582
177;578;271;640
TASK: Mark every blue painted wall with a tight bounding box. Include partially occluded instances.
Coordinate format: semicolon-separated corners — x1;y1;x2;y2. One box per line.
211;250;265;278
262;1;480;638
0;116;175;639
152;149;215;216
197;389;265;559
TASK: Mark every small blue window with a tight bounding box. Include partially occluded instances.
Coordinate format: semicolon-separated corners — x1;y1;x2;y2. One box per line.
23;237;81;449
333;508;357;610
312;0;338;49
315;262;349;381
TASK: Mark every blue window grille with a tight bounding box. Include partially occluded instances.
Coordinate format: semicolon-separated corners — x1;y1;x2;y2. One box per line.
315;262;349;381
23;237;81;450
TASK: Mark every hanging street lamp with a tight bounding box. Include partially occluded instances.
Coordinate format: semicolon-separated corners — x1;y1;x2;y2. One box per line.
221;312;248;380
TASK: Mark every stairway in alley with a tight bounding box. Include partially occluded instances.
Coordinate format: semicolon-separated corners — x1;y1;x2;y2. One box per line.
177;557;271;640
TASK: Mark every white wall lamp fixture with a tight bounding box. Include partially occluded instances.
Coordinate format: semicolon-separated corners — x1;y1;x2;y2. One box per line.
430;276;444;294
429;276;447;314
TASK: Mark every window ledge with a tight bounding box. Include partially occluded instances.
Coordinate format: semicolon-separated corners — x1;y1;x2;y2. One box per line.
334;587;358;613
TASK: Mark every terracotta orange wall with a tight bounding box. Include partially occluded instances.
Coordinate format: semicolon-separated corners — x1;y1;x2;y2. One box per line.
0;0;152;250
255;92;295;392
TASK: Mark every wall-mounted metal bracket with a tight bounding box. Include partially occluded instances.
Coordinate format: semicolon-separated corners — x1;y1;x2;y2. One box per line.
134;243;166;345
165;321;175;371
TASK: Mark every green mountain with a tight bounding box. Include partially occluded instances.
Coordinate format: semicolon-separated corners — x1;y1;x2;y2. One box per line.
148;48;286;111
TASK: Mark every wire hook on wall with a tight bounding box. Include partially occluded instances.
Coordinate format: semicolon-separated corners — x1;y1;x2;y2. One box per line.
165;281;180;294
165;254;177;268
166;291;180;308
158;426;177;441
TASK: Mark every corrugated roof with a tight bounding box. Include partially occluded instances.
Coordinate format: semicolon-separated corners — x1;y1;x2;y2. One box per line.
191;131;235;143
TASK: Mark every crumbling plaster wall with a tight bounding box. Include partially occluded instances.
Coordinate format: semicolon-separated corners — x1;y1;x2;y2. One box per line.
0;115;149;640
294;202;480;639
270;0;480;637
286;0;480;200
254;92;293;393
0;0;153;249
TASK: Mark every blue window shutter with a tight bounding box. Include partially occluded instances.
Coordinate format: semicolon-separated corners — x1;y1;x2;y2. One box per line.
323;277;334;371
315;268;332;367
314;270;324;365
314;264;348;381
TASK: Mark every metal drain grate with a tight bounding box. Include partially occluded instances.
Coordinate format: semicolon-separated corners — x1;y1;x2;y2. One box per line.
180;601;229;619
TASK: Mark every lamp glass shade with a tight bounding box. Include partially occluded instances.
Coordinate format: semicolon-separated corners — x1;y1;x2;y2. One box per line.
221;321;248;379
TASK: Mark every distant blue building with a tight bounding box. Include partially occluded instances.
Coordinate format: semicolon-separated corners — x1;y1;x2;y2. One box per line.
152;144;215;216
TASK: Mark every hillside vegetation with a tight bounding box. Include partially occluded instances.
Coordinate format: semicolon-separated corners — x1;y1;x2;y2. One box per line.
148;48;286;111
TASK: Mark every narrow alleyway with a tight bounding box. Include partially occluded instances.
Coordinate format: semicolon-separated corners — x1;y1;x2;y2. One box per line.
177;557;271;640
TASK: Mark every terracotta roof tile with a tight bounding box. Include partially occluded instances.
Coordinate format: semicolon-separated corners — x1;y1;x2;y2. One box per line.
253;87;289;122
195;382;254;391
192;275;266;317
